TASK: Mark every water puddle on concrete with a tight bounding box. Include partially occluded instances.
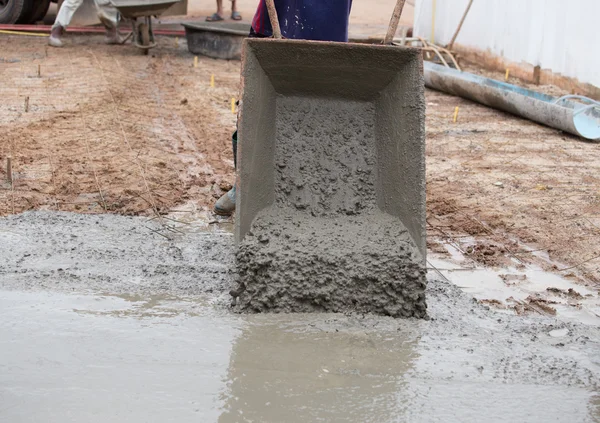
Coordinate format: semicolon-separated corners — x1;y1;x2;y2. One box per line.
428;244;600;326
1;289;599;422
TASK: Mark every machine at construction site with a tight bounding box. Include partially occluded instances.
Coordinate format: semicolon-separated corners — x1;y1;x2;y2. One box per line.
230;0;428;318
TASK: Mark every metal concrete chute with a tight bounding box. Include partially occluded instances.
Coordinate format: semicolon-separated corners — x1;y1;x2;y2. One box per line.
232;0;428;318
423;61;600;141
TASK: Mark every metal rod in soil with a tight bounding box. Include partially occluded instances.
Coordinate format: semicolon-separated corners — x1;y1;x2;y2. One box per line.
6;157;12;184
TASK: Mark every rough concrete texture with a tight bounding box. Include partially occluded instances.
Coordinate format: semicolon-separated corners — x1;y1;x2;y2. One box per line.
0;211;234;297
234;209;426;316
234;40;426;317
1;212;599;422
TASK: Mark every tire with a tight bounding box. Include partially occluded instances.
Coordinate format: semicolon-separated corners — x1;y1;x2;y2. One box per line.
14;0;34;23
28;0;51;23
139;22;150;55
0;0;28;23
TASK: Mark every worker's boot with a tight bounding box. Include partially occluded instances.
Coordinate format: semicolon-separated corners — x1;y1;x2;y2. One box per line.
99;14;125;45
48;25;64;48
214;186;236;216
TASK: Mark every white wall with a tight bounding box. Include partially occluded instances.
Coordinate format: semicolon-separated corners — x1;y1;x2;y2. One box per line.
414;0;600;88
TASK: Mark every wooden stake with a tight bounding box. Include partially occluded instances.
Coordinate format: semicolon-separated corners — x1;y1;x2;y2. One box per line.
193;56;198;68
24;96;29;112
384;0;406;45
6;157;12;184
231;98;236;114
37;64;41;77
210;74;215;88
448;0;473;50
453;106;459;123
533;65;541;85
265;0;282;39
505;68;510;81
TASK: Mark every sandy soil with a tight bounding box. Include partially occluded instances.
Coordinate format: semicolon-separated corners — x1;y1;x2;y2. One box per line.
425;88;600;285
0;34;598;288
0;35;239;216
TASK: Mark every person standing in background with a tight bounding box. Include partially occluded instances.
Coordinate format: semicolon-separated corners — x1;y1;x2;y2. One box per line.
250;0;352;41
206;0;242;21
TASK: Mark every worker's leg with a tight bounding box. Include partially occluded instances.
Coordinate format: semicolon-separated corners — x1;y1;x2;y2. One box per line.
95;0;118;28
214;131;237;216
231;0;241;20
214;31;265;215
94;0;124;44
207;0;224;21
52;0;84;28
49;0;84;47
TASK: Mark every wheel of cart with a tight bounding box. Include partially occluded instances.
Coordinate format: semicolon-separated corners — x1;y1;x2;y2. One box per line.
111;0;180;54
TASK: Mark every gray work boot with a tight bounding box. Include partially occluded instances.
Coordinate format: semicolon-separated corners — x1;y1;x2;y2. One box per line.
105;29;125;45
98;14;125;44
214;186;236;216
48;25;64;48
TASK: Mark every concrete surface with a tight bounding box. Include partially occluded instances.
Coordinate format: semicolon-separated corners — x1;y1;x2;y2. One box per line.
0;212;234;297
1;211;599;422
234;39;426;316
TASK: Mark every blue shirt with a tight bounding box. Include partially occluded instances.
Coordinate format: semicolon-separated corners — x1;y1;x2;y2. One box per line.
251;0;353;42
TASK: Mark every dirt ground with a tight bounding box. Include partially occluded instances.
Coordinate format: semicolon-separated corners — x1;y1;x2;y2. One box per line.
0;35;239;216
425;86;600;286
0;34;599;287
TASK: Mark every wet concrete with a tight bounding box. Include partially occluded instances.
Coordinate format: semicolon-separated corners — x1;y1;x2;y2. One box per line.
0;211;234;298
1;211;600;422
234;207;426;316
429;241;600;326
234;40;427;316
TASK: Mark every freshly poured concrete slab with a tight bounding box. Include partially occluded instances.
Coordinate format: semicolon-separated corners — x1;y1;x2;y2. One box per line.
233;39;426;317
1;212;599;422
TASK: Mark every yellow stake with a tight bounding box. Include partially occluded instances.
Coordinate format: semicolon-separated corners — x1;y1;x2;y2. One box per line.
193;56;198;68
453;106;459;123
231;98;236;114
505;68;510;81
210;74;215;88
174;37;179;46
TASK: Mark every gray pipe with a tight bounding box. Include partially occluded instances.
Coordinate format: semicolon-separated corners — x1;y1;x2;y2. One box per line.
423;61;600;141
